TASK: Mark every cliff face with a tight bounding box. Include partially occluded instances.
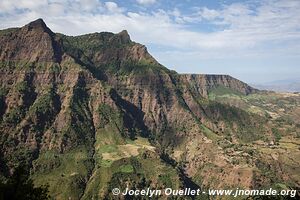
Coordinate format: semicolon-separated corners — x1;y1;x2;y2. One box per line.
1;19;299;200
180;74;258;97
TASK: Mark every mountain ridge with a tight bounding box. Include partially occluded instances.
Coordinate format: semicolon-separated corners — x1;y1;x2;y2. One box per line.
1;19;299;200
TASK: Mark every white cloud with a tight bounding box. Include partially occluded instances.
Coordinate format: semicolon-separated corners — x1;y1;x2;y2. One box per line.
198;7;220;20
0;0;47;12
105;2;125;13
136;0;156;5
78;0;102;12
0;0;299;62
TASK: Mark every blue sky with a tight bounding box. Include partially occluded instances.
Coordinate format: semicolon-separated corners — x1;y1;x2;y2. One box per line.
0;0;300;84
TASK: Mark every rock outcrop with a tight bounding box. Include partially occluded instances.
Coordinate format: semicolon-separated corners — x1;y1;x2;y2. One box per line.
1;19;298;200
180;74;258;97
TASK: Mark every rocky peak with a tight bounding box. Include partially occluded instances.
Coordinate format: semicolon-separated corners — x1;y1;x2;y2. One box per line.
117;30;131;44
0;18;61;63
22;18;54;37
1;20;298;199
107;29;132;46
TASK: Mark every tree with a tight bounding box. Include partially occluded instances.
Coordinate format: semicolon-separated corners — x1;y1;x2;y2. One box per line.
0;166;50;200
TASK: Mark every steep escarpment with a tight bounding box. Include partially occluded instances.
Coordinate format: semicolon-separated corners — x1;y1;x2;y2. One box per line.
180;74;258;98
0;19;299;199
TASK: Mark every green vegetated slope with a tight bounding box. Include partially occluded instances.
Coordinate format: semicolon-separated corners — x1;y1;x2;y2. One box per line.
0;19;299;199
206;86;300;187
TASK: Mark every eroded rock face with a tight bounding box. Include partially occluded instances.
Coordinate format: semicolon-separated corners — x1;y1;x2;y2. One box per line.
180;74;258;97
0;19;62;63
1;19;298;199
